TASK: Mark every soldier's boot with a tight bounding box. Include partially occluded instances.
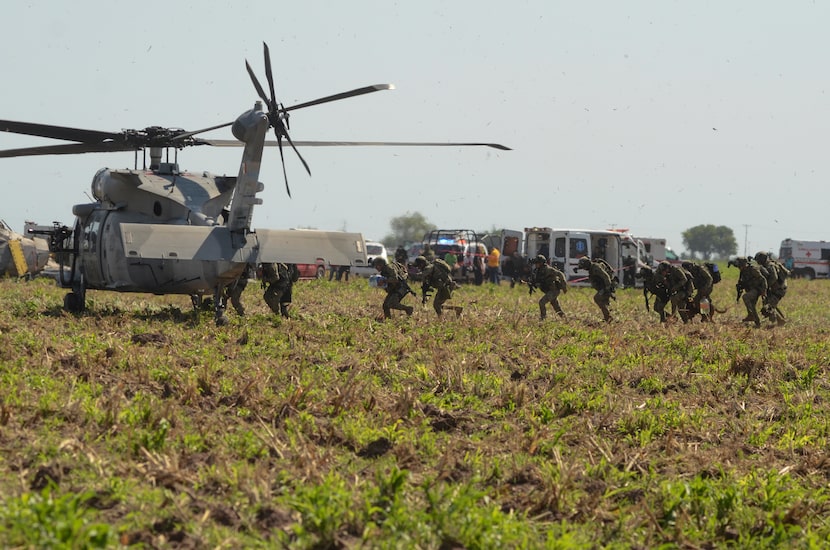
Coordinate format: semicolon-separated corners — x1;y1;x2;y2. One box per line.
454;306;463;318
659;311;667;323
280;304;290;318
752;313;761;328
556;310;565;319
600;305;612;323
539;304;547;320
405;305;414;316
741;314;754;323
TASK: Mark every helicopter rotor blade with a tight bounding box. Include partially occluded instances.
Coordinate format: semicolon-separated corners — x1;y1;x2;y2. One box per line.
273;132;291;198
202;139;511;151
0;142;137;158
284;84;395;112
170;121;234;142
245;60;271;106
0;119;120;143
263;42;279;113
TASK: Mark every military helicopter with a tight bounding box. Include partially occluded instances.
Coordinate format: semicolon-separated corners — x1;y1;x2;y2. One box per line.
0;220;50;278
0;43;509;324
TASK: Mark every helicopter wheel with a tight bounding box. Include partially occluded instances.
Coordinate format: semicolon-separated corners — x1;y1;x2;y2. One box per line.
63;292;84;313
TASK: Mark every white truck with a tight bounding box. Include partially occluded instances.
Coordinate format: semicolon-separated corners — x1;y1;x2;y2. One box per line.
635;236;681;266
779;238;830;279
524;227;640;287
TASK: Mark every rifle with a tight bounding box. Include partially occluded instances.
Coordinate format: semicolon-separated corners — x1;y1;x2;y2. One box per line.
643;287;651;312
735;281;744;303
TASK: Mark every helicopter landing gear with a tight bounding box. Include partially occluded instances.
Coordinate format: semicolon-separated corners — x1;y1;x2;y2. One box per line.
63;292;84;313
63;274;86;313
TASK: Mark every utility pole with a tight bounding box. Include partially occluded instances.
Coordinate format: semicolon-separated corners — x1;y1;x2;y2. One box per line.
743;224;750;256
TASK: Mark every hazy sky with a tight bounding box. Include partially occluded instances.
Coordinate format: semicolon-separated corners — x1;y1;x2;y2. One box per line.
2;1;828;256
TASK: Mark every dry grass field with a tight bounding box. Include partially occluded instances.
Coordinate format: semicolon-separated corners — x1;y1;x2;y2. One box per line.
1;265;829;548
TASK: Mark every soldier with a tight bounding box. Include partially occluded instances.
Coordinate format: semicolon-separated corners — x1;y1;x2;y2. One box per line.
260;262;299;318
754;251;788;326
394;245;408;265
656;261;694;323
373;257;415;319
414;256;462;317
640;266;670;322
530;255;568;320
225;263;254;316
733;257;767;328
578;257;615;322
681;260;714;321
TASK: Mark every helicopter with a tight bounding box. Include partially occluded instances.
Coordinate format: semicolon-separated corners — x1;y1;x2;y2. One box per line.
0;43;510;325
0;220;50;278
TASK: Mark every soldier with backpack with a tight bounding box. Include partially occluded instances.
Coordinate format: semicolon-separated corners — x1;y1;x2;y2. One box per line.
640;266;671;323
657;261;694;323
414;256;462;317
373;257;415;319
577;257;615;322
260;262;299;318
529;255;568;320
681;261;714;321
755;251;788;326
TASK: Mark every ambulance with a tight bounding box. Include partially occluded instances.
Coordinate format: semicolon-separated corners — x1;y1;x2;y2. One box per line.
778;238;830;279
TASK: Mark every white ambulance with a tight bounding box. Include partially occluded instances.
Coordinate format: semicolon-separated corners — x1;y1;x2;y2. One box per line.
778;239;830;279
524;227;630;287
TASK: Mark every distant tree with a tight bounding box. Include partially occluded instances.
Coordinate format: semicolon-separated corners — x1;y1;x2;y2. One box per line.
382;211;437;248
681;224;737;260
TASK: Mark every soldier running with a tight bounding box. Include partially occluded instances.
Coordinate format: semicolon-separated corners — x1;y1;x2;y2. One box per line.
373;257;414;319
578;257;615;322
414;255;462;317
754;251;788;326
733;257;767;328
529;255;568;320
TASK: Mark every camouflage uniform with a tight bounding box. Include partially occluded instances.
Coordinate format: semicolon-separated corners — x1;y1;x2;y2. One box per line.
531;255;567;320
375;258;414;319
657;262;694;323
640;266;670;322
755;252;787;326
682;261;713;320
736;257;767;328
579;257;615;322
416;256;462;317
225;263;253;315
262;262;298;318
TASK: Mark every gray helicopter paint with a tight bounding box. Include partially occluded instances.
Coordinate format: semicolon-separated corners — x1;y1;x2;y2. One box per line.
120;223;366;268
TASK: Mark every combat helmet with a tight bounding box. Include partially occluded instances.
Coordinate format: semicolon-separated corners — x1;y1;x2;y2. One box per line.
577;257;591;270
533;254;547;265
372;256;387;268
414;255;427;268
754;251;769;264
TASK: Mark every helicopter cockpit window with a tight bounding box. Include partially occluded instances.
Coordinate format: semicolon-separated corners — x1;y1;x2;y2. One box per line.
83;219;101;252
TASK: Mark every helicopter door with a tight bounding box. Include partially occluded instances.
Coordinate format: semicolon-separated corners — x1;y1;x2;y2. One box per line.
78;210;107;287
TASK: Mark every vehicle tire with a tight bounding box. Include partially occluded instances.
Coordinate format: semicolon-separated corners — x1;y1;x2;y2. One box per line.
316;265;326;279
806;268;816;280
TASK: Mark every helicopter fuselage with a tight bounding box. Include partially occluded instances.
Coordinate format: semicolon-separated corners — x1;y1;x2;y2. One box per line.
66;166;249;296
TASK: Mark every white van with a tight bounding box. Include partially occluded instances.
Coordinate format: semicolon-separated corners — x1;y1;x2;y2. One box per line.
352;241;388;278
